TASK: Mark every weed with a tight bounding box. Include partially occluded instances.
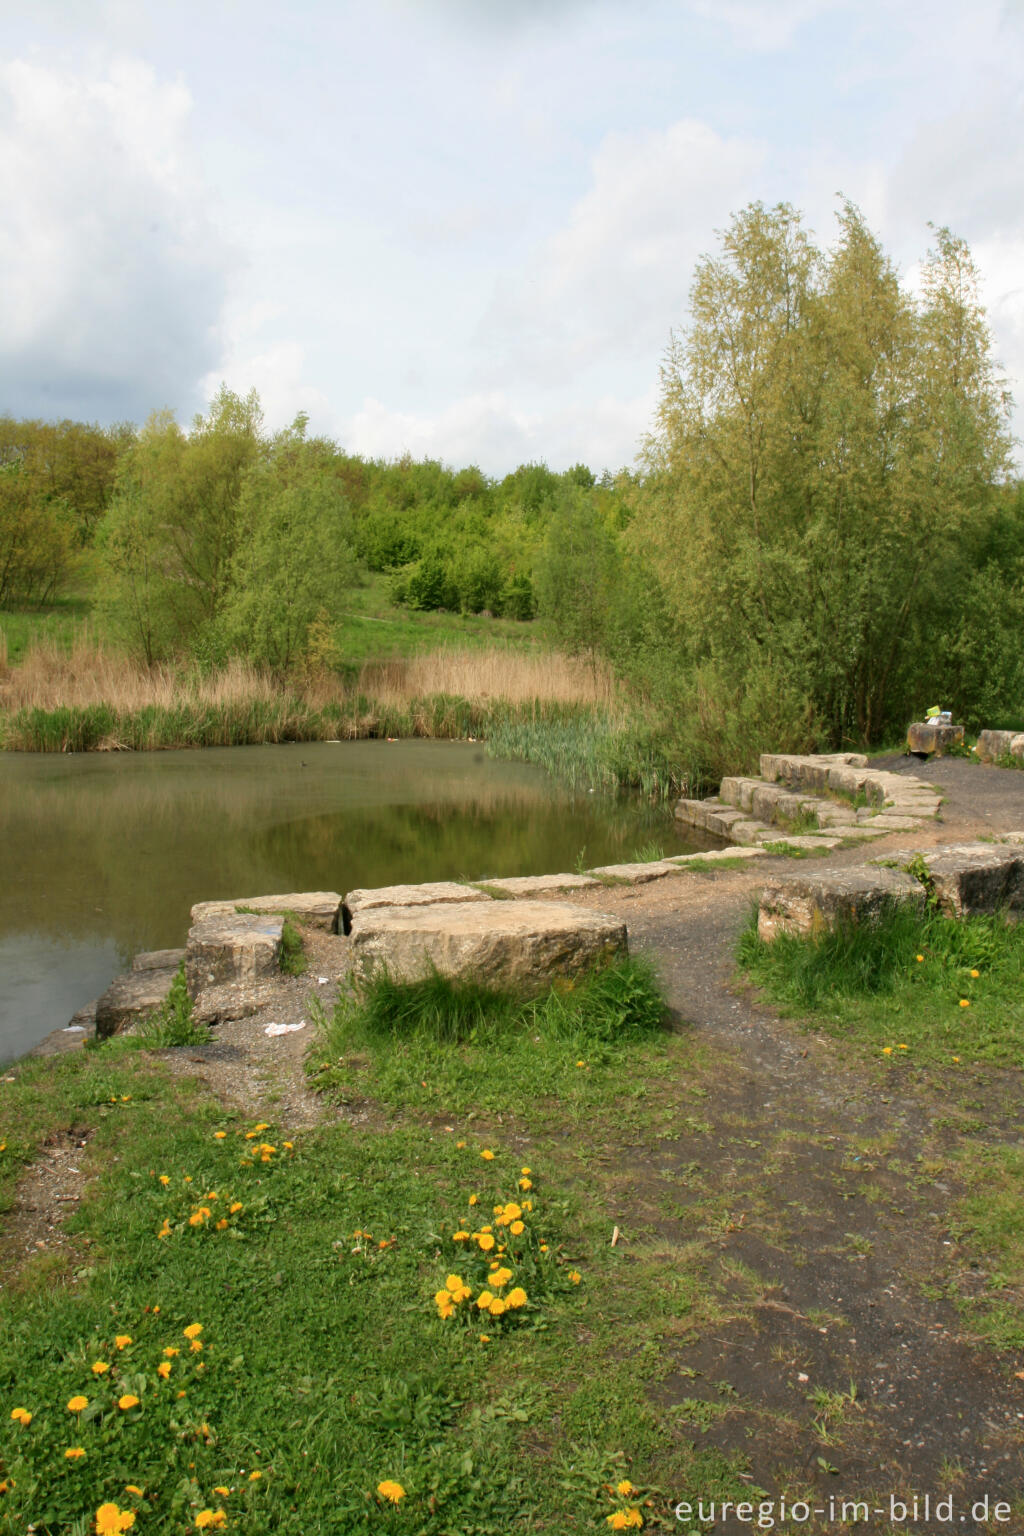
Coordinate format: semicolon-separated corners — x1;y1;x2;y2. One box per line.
137;963;209;1048
278;918;306;977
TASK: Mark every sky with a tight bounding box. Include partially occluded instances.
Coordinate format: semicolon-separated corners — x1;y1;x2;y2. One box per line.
1;0;1022;476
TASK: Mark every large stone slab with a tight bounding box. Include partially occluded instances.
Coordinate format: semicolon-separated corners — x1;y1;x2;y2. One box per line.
349;899;627;994
666;846;767;866
757;866;925;943
475;873;600;897
907;721;965;756
185;913;283;996
884;843;1024;918
342;881;489;932
190;892;341;931
95;966;179;1040
976;729;1024;763
132;948;185;973
586;860;684;884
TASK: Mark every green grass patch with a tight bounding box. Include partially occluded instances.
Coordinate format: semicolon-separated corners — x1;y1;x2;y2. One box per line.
136;964;210;1049
310;958;671;1118
278;919;306;978
737;903;1024;1066
949;1143;1024;1352
0;1023;754;1534
0;598;93;665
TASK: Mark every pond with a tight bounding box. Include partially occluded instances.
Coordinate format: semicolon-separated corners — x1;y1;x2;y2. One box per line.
1;739;717;1060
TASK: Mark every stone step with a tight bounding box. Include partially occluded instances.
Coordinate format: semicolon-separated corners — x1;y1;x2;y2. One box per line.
758;865;926;942
977;729;1024;763
348;900;628;996
878;843;1024;918
190;892;341;931
96;965;179;1040
185;912;284;997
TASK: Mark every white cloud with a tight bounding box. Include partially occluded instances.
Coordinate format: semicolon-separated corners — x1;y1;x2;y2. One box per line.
686;0;844;50
482;118;766;388
0;56;230;423
344;385;657;475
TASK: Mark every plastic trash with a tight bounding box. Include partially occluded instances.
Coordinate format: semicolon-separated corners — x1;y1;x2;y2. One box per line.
264;1021;306;1037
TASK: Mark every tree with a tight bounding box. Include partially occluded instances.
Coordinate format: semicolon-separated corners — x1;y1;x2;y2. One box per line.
534;485;621;665
631;202;1014;749
222;417;355;670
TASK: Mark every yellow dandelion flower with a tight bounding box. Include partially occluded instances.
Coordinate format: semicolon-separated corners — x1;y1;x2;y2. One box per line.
195;1512;227;1530
960;998;971;1008
446;1275;472;1300
125;1486;144;1497
480;1148;495;1160
506;1287;528;1308
436;1297;455;1319
953;1055;961;1062
66;1446;86;1459
617;1480;636;1496
188;1210;209;1227
115;1335;132;1350
158;1361;172;1379
163;1346;179;1357
489;1267;513;1288
157;1219;171;1239
214;1131;226;1139
118;1394;140;1411
10;1407;31;1426
94;1503;136;1534
915;954;924;963
569;1270;582;1284
229;1202;243;1214
519;1177;532;1191
476;1290;494;1309
184;1176;192;1183
540;1242;549;1253
882;1047;893;1055
92;1361;110;1375
213;1486;230;1497
377;1480;406;1503
451;1229;470;1242
488;1296;507;1316
68;1395;89;1412
479;1334;490;1343
283;1141;293;1150
897;1044;908;1050
468;1193;479;1206
476;1232;495;1251
253;1122;269;1132
183;1323;203;1339
970;968;980;978
509;1220;525;1235
576;1059;586;1067
158;1175;170;1185
523;1199;533;1211
456;1140;466;1148
502;1202;522;1221
190;1339;203;1352
248;1470;262;1481
216;1218;229;1230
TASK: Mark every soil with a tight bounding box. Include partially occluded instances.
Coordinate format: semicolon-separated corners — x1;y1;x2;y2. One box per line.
9;754;1024;1529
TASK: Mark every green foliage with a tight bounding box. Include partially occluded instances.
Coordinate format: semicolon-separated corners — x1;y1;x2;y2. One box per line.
533;486;622;662
139;963;209;1047
738;903;1024;1064
278;918;307;977
0;461;80;606
630;202;1017;750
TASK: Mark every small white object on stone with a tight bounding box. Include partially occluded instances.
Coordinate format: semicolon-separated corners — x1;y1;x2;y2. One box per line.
264;1020;306;1037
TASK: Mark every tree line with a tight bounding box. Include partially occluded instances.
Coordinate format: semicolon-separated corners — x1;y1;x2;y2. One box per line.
3;200;1022;762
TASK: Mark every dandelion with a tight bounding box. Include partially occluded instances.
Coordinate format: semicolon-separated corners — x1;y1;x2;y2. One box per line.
184;1323;203;1339
953;1055;961;1063
66;1446;86;1459
960;999;971;1008
68;1395;89;1412
190;1339;204;1353
576;1060;586;1067
95;1503;136;1534
476;1290;494;1310
506;1287;528;1309
157;1219;171;1239
519;1177;532;1191
229;1202;243;1214
125;1486;144;1497
488;1296;507;1316
476;1233;495;1252
164;1346;180;1357
213;1486;230;1497
569;1270;582;1284
10;1407;31;1426
480;1148;495;1160
248;1470;262;1481
970;969;980;978
897;1044;908;1051
882;1047;893;1055
607;1510;643;1529
158;1362;172;1379
377;1481;406;1503
479;1334;490;1343
510;1220;525;1236
159;1175;170;1186
489;1267;513;1289
216;1219;229;1230
915;955;924;963
617;1480;636;1496
539;1242;549;1253
214;1131;227;1139
92;1360;110;1374
446;1275;472;1301
456;1140;466;1148
115;1335;132;1350
195;1512;227;1529
451;1230;470;1242
118;1395;140;1411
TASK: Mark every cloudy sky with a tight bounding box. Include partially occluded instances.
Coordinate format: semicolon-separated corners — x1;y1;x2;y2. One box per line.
1;0;1022;474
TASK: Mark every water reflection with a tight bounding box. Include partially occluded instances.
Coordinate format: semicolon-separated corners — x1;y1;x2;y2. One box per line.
1;740;712;1058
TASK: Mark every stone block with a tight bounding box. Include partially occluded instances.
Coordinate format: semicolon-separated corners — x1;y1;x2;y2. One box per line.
718;777;761;812
190;892;342;931
976;729;1024;763
674;797;710;829
476;873;600;896
730;820;774;845
185;913;283;996
887;843;1024;917
759;834;843;853
349;900;628;995
95;966;179;1040
666;847;767;865
906;721;965;756
587;860;684;883
757;866;925;943
342;882;489;931
132;948;186;972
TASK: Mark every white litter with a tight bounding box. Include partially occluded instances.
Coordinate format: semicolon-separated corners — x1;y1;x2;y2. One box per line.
317;976;329;985
64;1025;87;1032
264;1020;306;1037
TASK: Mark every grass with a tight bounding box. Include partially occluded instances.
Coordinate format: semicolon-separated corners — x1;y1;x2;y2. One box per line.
278;920;306;978
736;902;1024;1066
310;958;670;1117
0;977;766;1536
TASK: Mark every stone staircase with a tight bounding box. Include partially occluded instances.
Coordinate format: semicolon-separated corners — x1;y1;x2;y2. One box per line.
675;752;943;852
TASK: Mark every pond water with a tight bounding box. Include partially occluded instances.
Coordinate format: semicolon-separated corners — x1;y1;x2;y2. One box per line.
1;739;717;1060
